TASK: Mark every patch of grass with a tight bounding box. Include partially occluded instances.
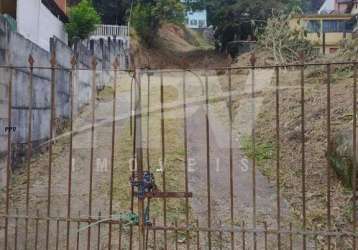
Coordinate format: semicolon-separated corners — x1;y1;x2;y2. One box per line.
332;67;353;84
97;86;114;102
186;29;213;50
241;136;275;163
111;76;192;229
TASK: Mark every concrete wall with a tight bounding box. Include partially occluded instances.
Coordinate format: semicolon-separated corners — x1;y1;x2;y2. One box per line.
17;0;68;51
0;16;127;186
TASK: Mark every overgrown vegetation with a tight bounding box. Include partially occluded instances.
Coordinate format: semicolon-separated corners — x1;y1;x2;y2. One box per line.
241;136;275;163
257;12;316;64
65;0;101;43
186;0;306;52
131;0;185;47
338;38;358;61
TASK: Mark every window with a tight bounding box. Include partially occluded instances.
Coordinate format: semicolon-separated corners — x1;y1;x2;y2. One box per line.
306;20;321;33
198;20;205;28
329;48;338;53
190;19;198;26
322;20;353;33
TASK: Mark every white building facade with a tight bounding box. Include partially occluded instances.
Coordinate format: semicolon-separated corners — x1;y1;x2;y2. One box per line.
181;0;207;29
0;0;68;51
185;9;207;28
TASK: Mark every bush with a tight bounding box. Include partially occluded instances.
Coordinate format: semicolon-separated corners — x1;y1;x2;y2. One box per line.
131;0;184;47
66;0;101;43
338;38;358;61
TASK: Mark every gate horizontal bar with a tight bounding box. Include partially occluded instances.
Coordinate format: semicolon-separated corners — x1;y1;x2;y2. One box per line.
134;192;193;198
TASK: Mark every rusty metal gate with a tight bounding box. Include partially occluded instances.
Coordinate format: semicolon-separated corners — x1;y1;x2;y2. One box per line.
1;52;358;250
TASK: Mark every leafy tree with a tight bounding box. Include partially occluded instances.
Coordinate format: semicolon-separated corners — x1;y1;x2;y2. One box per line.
65;0;101;43
185;0;306;52
257;12;315;64
70;0;131;25
92;0;131;25
131;0;185;47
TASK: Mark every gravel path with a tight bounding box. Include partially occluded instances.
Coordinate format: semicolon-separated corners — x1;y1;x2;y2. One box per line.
0;69;315;249
0;79;132;249
186;69;307;249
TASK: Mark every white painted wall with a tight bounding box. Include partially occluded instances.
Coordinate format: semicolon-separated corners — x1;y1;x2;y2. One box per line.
185;10;207;29
180;0;207;29
16;0;68;51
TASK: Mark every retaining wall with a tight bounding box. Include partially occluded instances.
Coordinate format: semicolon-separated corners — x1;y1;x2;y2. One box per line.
0;16;128;186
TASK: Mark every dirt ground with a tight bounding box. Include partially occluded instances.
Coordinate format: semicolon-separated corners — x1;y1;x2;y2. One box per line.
130;24;231;70
1;23;355;249
247;65;356;249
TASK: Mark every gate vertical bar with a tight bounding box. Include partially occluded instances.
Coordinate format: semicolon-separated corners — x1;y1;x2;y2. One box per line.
326;64;332;250
182;70;190;249
25;55;34;250
4;66;12;250
145;70;151;250
35;210;39;250
118;223;122;250
146;71;150;170
275;66;281;249
55;211;60;250
108;57;119;250
46;52;57;250
130;71;137;250
97;211;102;250
264;221;268;250
135;69;145;250
228;68;235;250
66;56;77;250
242;221;246;250
160;70;168;249
76;211;81;250
204;68;212;249
300;53;307;250
218;220;223;250
196;219;200;249
353;62;357;249
4;66;13;250
250;53;257;250
14;208;18;250
87;56;97;250
130;78;133;137
289;223;293;250
175;220;178;250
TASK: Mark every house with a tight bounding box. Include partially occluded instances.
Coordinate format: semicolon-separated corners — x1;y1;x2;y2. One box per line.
290;14;353;54
319;0;357;14
0;0;68;51
185;10;207;29
181;0;207;29
290;0;358;54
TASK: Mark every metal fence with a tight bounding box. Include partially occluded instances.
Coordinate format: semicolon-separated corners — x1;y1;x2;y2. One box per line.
91;25;129;39
0;53;358;250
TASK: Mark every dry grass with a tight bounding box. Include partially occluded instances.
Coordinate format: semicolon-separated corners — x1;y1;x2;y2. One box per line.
110;72;195;247
244;66;355;248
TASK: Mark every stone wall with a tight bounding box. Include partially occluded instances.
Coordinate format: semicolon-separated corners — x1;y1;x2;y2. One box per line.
0;16;128;186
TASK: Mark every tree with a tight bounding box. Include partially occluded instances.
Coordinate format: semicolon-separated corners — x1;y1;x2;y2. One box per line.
65;0;101;43
131;0;185;47
185;0;304;52
257;12;315;64
92;0;131;25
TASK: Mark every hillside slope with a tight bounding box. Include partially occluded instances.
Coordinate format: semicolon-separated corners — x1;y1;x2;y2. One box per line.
130;23;231;69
